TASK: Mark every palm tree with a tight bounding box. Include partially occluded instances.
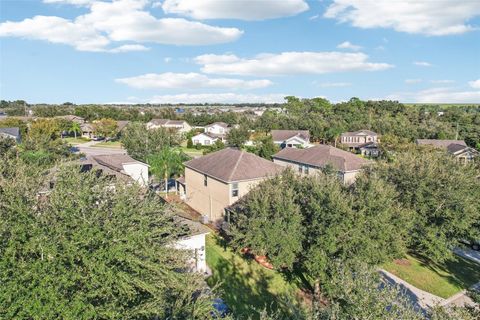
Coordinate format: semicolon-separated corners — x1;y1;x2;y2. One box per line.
147;148;188;198
69;122;81;139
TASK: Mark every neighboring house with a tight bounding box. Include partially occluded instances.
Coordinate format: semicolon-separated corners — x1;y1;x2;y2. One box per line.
191;132;220;146
272;145;369;184
358;142;381;158
340;130;379;149
147;119;192;133
416;139;479;163
271;130;311;149
56;115;85;124
205;122;229;136
116;120;130;135
0;127;21;143
90;154;149;186
183;148;284;222
174;217;211;273
81;123;95;139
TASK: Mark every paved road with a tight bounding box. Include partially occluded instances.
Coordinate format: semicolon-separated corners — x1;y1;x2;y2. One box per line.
74;141;126;156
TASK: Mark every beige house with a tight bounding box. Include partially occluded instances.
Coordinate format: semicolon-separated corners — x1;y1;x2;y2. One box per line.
416;139;479;163
146;119;192;133
271;130;311;149
182;148;284;223
272;145;369;184
340;130;379;149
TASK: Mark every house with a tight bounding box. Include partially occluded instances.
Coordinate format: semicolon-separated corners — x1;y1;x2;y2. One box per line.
174;217;210;273
183;148;284;222
340;130;379;149
272;145;370;184
81;123;95;139
56;115;85;124
271;130;311;149
147;119;192;133
358;141;381;158
0;127;21;143
191;132;220;146
205;122;229;136
416;139;479;163
90;154;149;186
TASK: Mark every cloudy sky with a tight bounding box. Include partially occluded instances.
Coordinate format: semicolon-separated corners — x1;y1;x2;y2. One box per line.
1;0;479;104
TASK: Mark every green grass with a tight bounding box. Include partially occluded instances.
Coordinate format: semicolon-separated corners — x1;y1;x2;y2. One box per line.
382;254;480;298
206;235;303;319
64;137;90;145
179;146;204;155
92;141;123;148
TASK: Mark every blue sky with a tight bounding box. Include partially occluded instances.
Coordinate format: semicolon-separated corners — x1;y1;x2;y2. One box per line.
1;0;479;104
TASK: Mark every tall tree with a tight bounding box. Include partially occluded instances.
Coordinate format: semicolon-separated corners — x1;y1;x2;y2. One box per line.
93;118;118;138
226;126;250;148
147;148;189;198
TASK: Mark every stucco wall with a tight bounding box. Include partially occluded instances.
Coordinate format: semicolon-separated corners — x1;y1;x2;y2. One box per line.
175;233;208;273
122;163;149;186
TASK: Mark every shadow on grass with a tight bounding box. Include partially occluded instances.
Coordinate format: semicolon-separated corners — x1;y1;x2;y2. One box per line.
206;236;303;319
412;253;480;290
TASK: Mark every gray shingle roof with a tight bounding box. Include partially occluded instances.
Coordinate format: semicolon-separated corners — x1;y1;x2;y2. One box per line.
92;154;146;173
341;130;378;137
416;139;467;149
271;130;310;142
206;122;229;128
273;145;369;172
149;119;187;126
0;127;20;141
184;148;284;183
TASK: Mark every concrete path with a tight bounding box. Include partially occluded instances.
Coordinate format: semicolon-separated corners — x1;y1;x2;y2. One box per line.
379;269;444;310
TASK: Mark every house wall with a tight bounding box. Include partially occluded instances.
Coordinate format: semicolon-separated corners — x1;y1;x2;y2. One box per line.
122;163;149;187
192;134;216;146
174;233;208;273
206;124;226;135
341;134;378;145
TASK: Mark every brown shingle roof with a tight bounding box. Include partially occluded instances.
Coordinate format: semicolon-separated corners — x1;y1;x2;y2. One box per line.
184;148;284;183
92;154;146;173
416;139;467;149
271;130;310;142
273;145;369;172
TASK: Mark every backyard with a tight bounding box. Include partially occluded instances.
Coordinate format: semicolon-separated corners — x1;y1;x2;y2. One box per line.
382;254;480;298
206;235;304;318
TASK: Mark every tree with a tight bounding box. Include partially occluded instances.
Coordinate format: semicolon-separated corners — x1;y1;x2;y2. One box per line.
121;122;180;162
93;118;118;138
226;126;249;148
147;147;189;198
372;150;480;262
69;121;81;139
0;159;214;319
256;135;278;160
0;136;16;156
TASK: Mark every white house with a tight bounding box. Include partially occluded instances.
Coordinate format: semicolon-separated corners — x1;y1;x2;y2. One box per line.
271;130;311;149
191;132;219;146
147;119;192;133
174;217;211;273
0;127;21;143
91;154;149;187
205;122;229;136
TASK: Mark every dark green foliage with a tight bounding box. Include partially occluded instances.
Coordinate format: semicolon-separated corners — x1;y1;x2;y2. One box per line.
187;137;193;148
226;126;250;147
203;139;225;155
0;136;16;156
0;160;213;319
256;135;279;160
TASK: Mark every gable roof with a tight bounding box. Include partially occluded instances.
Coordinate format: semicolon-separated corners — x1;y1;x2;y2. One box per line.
341;130;378;137
192;132;219;140
117;120;130;131
149;119;187;126
273;145;369;172
0;127;20;140
206;122;228;128
92;154;147;173
184;148;284;183
416;139;467;149
271;130;310;142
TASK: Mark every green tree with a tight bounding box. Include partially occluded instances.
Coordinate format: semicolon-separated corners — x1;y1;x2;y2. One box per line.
256;135;279;160
69;121;81;139
226;126;249;148
93;118;118;138
0;159;213;319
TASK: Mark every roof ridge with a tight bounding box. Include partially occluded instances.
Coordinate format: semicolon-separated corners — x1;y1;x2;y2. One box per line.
228;149;244;182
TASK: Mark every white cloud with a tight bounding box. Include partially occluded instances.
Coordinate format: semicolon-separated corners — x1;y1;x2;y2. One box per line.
414;61;432;67
430;79;454;84
43;0;94;6
405;79;422;84
469;79;480;89
164;57;173;63
148;93;287;104
109;44;149;53
115;72;273;89
0;0;243;52
309;15;320;21
315;82;351;87
337;41;362;51
195;52;393;76
324;0;480;36
386;87;480;103
162;0;309;20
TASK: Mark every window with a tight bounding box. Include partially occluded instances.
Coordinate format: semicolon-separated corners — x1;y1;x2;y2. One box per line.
204;174;208;186
304;165;309;174
232;183;239;197
194;140;199;145
205;140;210;145
298;165;303;173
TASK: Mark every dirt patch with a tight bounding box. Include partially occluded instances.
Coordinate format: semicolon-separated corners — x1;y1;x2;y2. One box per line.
394;258;411;266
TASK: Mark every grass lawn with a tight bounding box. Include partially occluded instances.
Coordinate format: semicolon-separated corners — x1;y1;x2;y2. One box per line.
64;137;90;145
206;235;303;318
382;254;480;298
179;146;204;155
92;141;123;148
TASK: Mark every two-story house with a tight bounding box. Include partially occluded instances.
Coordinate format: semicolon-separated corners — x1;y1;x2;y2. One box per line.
272;145;369;184
340;130;379;149
182;148;284;223
271;130;311;149
205;122;229;136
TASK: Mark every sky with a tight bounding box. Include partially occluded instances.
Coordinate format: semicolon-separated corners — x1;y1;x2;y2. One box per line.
0;0;479;104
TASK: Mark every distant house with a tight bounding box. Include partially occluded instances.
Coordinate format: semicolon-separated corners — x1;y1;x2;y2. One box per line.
271;130;311;149
272;145;370;184
416;139;479;163
56;115;85;124
340;130;379;149
174;217;210;273
89;154;149;186
191;132;220;146
147;119;192;133
116;120;130;133
81;123;95;139
183;148;284;222
205;122;229;136
0;127;21;143
358;142;381;158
